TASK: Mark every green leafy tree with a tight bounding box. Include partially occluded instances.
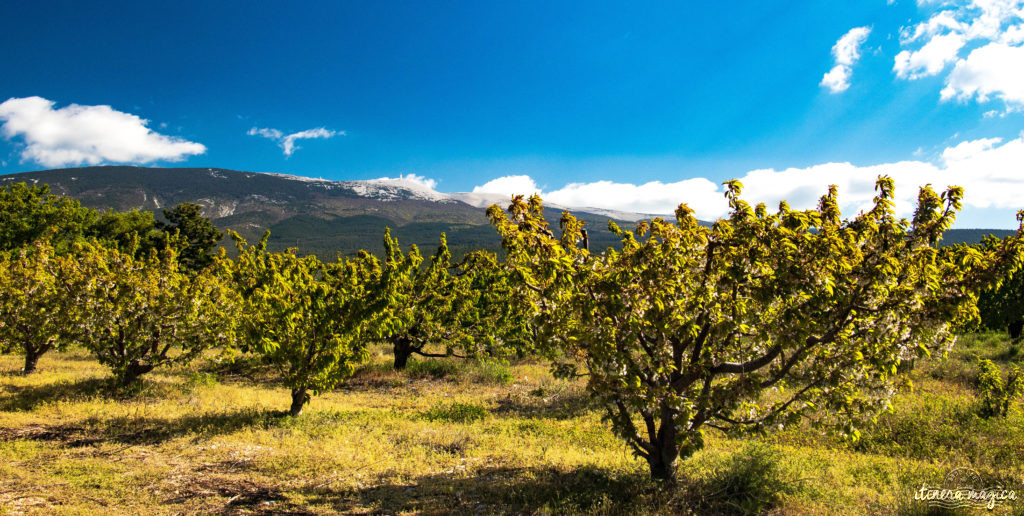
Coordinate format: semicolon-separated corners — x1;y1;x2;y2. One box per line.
232;231;377;415
977;359;1024;418
88;208;163;256
488;178;1024;481
375;229;532;370
76;240;238;386
158;202;223;272
0;182;95;251
976;236;1024;338
0;182;164;257
0;242;90;373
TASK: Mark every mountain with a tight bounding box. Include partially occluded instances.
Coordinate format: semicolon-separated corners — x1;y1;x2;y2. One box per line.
0;166;652;258
1;166;1011;258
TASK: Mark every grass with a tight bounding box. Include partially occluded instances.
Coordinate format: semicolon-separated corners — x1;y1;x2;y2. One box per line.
1;333;1023;514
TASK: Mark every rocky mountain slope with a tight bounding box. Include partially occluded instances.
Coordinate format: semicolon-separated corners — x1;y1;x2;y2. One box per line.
0;166;646;257
1;166;1012;257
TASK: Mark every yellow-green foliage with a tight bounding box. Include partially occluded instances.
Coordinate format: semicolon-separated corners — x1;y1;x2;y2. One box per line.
374;228;532;370
231;231;377;415
488;177;1024;480
73;241;238;387
977;358;1024;418
0;242;87;374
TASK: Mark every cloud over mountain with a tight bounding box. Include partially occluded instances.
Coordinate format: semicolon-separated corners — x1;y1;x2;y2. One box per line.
0;96;205;167
248;126;341;157
472;136;1024;224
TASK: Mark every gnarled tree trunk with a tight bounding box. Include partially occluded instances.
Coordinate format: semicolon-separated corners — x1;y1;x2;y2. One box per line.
121;361;155;386
22;345;44;374
646;404;681;481
290;387;308;416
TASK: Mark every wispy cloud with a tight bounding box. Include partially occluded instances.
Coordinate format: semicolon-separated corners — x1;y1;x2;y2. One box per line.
0;96;206;167
820;27;872;93
248;126;341;157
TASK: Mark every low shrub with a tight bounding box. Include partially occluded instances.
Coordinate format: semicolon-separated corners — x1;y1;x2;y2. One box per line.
693;443;796;515
405;358;460;380
468;361;514;385
977;359;1024;418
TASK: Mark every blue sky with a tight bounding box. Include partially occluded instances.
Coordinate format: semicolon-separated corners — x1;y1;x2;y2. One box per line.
2;1;1023;227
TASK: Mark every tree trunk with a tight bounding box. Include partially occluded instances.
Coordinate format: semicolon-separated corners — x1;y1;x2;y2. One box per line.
22;347;42;374
646;405;680;481
121;361;155;386
289;387;308;416
1009;320;1023;339
393;338;414;370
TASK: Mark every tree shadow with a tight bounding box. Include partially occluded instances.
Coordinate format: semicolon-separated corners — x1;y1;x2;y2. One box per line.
305;465;669;515
0;377;115;411
304;448;800;515
0;407;290;447
161;474;312;515
492;387;598;420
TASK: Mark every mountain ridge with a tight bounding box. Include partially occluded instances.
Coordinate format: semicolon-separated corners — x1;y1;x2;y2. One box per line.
1;166;1014;257
0;166;647;257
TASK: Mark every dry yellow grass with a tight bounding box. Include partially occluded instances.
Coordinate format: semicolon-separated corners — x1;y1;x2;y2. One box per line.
1;339;1022;514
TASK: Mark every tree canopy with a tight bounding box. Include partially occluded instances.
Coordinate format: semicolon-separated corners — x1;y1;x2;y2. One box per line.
975;235;1024;338
158;202;223;272
231;232;378;415
0;241;91;373
75;240;239;386
374;229;534;370
488;177;1024;480
0;182;95;252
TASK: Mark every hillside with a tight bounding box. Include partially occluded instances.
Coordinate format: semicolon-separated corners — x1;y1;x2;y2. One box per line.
0;166;636;258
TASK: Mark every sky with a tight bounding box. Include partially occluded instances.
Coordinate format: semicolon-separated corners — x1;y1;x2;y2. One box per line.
1;1;1023;228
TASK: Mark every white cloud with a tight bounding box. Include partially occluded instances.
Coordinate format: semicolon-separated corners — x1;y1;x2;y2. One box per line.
472;136;1024;225
248;126;341;157
247;127;282;140
834;26;873;66
545;178;725;218
895;1;1024;109
0;96;206;168
473;175;542;196
940;136;1002;161
820;66;853;93
374;173;438;190
940;42;1024;106
821;27;872;93
893;33;966;78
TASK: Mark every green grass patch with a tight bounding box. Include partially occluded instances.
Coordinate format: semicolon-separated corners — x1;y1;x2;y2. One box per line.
404;358;461;379
420;402;489;424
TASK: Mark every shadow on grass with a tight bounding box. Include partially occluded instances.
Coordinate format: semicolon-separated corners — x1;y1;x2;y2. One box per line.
306;449;797;516
0;377;116;411
0;407;290;447
308;466;669;515
0;373;225;411
492;387;597;420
